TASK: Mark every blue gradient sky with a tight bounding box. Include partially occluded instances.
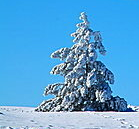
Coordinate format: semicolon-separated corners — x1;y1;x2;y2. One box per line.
0;0;139;107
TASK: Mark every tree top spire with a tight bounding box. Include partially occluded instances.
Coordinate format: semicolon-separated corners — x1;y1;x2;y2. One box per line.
78;12;90;27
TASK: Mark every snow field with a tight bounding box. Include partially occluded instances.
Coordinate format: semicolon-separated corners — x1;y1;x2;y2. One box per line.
0;106;139;129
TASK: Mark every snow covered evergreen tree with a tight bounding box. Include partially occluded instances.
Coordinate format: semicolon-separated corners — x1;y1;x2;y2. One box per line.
35;12;127;112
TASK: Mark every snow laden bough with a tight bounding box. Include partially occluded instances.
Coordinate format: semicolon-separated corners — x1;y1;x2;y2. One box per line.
35;12;127;112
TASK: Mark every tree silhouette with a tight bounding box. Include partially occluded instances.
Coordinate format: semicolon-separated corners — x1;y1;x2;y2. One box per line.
36;12;127;112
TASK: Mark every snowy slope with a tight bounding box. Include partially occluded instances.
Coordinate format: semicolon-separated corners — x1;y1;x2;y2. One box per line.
0;106;139;129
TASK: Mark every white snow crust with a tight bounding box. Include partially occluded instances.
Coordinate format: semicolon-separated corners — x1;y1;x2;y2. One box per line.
0;106;139;129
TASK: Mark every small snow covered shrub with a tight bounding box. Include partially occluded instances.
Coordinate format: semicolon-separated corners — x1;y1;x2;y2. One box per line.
35;12;127;112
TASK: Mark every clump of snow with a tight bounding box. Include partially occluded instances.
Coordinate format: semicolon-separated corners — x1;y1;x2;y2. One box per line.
128;105;139;112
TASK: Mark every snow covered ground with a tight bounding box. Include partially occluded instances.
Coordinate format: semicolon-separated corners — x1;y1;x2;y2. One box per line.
0;106;139;129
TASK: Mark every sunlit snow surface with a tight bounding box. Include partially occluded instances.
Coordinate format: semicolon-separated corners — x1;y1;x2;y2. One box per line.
0;106;139;129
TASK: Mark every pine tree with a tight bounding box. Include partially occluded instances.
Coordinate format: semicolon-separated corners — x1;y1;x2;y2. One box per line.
35;12;127;112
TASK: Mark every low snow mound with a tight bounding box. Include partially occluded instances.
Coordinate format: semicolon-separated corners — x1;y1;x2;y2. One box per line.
0;106;139;129
128;105;139;112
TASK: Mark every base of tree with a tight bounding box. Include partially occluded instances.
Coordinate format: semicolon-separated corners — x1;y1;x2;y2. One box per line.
35;96;127;112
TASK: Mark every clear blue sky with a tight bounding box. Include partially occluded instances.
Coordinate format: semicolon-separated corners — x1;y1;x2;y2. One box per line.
0;0;139;107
